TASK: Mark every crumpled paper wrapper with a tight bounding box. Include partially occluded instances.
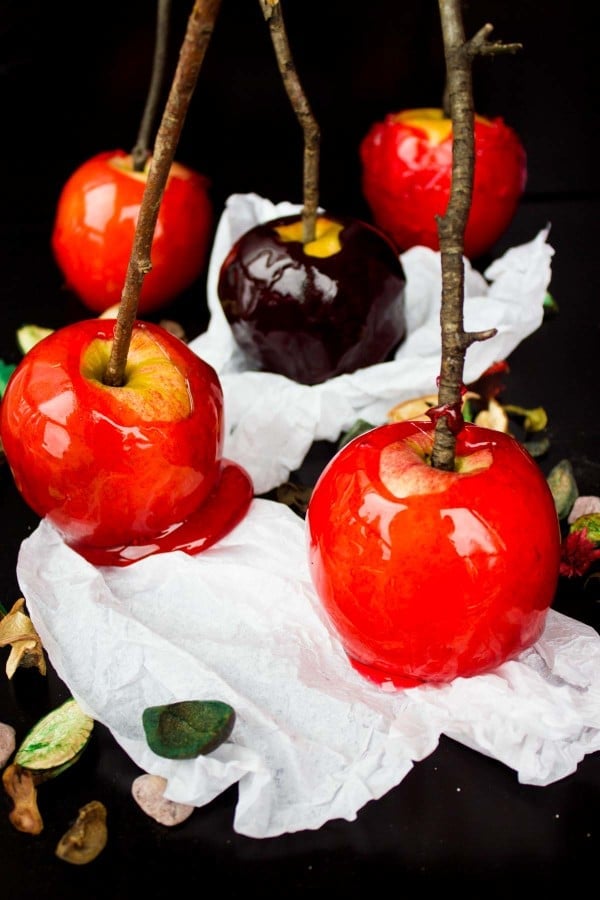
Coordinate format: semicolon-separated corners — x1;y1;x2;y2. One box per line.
15;194;600;839
190;193;555;494
18;508;600;839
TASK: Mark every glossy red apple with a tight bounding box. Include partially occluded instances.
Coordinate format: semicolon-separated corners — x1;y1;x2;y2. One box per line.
360;107;527;260
51;150;213;315
306;419;561;687
0;319;253;566
217;214;407;385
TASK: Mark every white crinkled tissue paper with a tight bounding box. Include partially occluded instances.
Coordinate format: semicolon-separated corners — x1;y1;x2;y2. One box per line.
16;193;600;839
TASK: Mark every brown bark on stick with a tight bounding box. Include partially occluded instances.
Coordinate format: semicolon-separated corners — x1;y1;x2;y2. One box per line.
259;0;320;244
432;0;521;470
132;0;173;172
104;0;222;388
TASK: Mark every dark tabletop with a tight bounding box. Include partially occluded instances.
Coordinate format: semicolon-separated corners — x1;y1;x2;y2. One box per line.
1;1;599;896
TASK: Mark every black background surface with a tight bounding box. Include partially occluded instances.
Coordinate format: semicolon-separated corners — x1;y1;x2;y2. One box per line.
1;1;599;896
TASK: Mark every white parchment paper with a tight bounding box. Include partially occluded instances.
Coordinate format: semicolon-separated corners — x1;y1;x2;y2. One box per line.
15;194;600;839
18;508;600;839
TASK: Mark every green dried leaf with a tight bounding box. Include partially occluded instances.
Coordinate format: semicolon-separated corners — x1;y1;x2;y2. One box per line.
547;459;579;520
142;700;235;760
543;291;559;315
570;513;600;544
0;360;16;398
14;698;94;775
16;324;54;355
503;404;548;433
338;419;375;450
523;436;551;458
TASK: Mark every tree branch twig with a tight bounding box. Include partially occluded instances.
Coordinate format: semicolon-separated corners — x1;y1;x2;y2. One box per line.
104;0;222;388
432;0;521;469
258;0;320;243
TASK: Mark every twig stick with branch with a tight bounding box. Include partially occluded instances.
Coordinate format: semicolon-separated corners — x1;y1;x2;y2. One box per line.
432;0;522;470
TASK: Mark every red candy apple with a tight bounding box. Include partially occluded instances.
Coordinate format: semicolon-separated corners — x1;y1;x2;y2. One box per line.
51;150;213;315
217;214;407;385
359;108;527;259
306;419;561;687
0;319;253;566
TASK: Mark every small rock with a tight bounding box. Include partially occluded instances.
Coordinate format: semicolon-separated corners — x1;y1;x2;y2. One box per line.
131;774;195;826
0;722;16;767
568;496;600;525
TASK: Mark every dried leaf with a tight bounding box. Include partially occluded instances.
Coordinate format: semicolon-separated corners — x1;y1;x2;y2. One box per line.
338;418;375;448
142;700;235;759
16;324;54;355
276;481;313;516
522;436;551;459
15;697;93;775
0;598;46;678
543;291;559;315
2;763;44;834
503;404;548;433
0;359;16;397
55;801;108;865
474;398;509;432
387;394;480;426
547;459;579;520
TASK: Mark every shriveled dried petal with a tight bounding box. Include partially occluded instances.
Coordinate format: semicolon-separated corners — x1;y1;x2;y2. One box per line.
16;324;54;355
2;763;43;834
55;801;108;865
547;459;579;520
388;394;439;422
0;598;46;678
568;496;600;525
132;774;195;826
0;722;16;767
388;392;480;425
474;398;509;433
503;404;548;433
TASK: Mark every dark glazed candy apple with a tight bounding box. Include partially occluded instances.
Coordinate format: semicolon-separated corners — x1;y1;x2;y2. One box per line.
217;214;407;385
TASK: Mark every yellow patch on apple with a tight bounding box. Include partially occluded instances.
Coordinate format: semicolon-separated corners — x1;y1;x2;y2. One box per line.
81;331;191;421
275;217;344;258
392;107;492;145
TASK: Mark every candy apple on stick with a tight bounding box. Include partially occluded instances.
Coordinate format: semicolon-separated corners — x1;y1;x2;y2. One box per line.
306;0;561;687
359;104;526;260
216;0;407;386
1;0;253;567
51;0;214;316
